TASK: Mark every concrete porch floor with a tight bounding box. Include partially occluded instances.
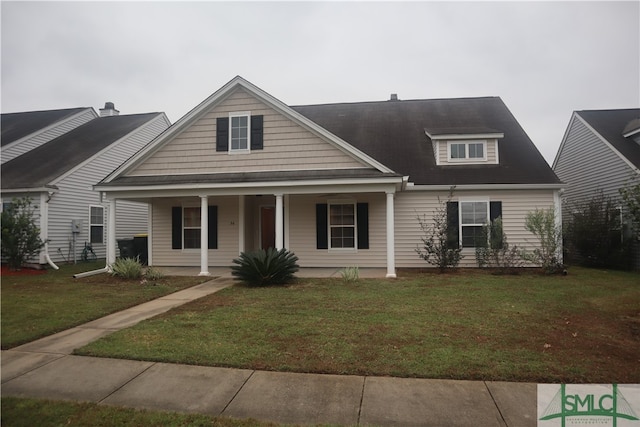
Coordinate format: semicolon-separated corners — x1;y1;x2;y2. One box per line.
155;266;389;278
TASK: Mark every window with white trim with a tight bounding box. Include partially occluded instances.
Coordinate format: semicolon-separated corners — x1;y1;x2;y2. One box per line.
329;202;356;249
183;207;201;249
448;141;486;161
230;113;249;151
460;201;488;247
89;206;104;244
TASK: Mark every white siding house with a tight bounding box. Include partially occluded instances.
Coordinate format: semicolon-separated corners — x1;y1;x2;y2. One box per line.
1;106;171;265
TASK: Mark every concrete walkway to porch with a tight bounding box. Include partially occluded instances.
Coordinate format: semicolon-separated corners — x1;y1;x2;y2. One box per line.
156;266;389;278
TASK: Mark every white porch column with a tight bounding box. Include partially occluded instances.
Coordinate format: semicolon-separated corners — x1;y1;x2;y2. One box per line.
107;198;116;267
199;196;210;276
385;191;397;278
238;195;245;255
275;193;284;250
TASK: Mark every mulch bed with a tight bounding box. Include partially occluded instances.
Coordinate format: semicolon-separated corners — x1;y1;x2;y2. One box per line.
1;265;47;276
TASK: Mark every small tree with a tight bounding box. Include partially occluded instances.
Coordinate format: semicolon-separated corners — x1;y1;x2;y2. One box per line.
415;191;463;272
475;217;524;274
1;197;46;270
620;181;640;231
522;208;563;274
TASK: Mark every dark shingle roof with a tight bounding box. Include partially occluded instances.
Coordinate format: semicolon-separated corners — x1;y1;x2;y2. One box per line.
292;97;560;185
577;109;640;169
2;113;161;189
1;107;90;146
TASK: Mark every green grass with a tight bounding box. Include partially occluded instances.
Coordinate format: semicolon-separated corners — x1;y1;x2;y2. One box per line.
1;261;210;349
75;267;640;383
1;397;282;427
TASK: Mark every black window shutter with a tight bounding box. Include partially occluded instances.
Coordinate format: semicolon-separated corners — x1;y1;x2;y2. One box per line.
446;202;459;249
250;115;263;150
316;204;328;249
208;205;218;249
171;206;182;249
357;203;369;249
489;201;503;249
216;117;229;152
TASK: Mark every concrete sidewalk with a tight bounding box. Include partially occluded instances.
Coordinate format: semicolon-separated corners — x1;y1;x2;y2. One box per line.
1;276;538;426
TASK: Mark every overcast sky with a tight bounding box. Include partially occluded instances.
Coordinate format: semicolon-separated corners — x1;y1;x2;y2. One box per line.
2;1;638;165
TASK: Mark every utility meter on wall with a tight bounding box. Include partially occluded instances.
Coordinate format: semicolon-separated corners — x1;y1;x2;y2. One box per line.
71;219;82;234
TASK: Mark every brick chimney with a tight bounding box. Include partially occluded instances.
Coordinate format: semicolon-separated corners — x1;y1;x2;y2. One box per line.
99;102;120;117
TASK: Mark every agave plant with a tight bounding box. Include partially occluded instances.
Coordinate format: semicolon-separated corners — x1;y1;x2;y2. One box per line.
231;248;299;287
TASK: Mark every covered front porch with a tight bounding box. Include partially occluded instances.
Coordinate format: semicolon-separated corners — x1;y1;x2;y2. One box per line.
101;173;405;279
154;266;389;278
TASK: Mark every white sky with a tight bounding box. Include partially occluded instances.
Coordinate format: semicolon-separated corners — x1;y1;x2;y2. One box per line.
2;1;639;165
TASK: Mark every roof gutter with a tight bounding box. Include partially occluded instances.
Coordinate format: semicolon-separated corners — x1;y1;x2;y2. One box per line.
406;183;566;191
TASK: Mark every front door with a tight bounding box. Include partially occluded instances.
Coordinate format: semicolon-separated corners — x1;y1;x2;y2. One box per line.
260;206;276;250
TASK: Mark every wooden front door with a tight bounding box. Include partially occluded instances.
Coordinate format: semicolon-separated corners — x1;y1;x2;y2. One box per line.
260;206;276;250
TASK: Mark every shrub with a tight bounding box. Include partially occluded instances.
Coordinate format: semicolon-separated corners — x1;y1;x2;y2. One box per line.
565;192;633;269
522;208;564;274
144;266;165;281
475;217;524;274
340;266;359;282
1;197;46;270
415;189;463;272
231;248;299;287
110;257;143;279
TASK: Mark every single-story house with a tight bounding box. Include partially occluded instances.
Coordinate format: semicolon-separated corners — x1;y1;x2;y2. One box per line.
96;76;563;277
1;104;170;265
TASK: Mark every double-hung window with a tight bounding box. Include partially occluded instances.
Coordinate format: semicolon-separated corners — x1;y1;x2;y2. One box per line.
460;201;488;247
329;202;356;249
449;141;486;161
183;207;201;249
230;113;249;151
89;206;104;244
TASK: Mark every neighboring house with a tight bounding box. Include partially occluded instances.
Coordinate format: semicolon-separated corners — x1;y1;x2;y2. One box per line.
1;107;97;164
1;104;171;265
552;108;640;267
96;76;562;277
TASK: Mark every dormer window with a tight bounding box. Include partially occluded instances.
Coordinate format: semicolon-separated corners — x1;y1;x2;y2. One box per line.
449;141;486;162
216;114;264;153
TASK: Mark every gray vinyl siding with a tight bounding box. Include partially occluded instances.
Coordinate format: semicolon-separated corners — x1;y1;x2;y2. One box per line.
150;196;239;267
554;116;637;209
129;87;365;176
43;115;170;264
1;109;96;164
554;114;640;268
395;189;556;268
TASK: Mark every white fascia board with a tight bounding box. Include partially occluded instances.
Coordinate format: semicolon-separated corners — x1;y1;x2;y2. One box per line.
573;112;640;174
2;108;98;152
406;183;565;191
552;112;578;170
95;176;404;197
623;127;640;138
1;186;58;194
103;76;394;182
50;113;168;187
425;131;504;140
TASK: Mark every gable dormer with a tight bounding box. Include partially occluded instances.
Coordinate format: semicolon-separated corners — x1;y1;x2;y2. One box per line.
426;127;504;166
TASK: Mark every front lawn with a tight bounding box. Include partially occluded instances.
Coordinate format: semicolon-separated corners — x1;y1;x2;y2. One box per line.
75;267;639;383
1;261;210;349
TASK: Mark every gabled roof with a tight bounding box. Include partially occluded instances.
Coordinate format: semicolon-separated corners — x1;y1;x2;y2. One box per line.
293;97;560;186
573;109;640;170
1;113;163;190
102;76;393;183
1;107;91;146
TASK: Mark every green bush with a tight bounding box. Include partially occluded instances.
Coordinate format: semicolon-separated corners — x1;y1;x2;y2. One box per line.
231;248;299;287
340;266;359;282
144;266;165;281
1;197;46;270
110;257;143;279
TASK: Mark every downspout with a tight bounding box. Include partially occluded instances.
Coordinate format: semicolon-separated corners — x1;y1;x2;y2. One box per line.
43;192;59;270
